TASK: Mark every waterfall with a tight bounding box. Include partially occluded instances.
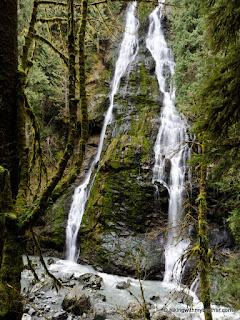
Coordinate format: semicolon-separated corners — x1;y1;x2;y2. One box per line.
146;1;190;283
65;2;139;262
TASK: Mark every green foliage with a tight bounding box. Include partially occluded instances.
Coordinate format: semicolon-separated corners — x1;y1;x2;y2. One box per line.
228;208;240;245
169;0;209;119
170;0;240;246
18;0;34;50
211;254;240;309
26;45;65;126
201;0;240;52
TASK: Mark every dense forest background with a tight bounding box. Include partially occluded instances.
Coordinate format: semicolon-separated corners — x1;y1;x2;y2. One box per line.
0;0;239;319
169;0;240;309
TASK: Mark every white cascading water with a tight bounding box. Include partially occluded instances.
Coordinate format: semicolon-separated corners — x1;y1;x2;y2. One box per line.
65;2;139;262
146;1;190;283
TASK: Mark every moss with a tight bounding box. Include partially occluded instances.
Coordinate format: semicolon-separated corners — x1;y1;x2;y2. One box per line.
0;166;13;213
138;2;154;23
0;231;23;320
52;205;68;249
84;167;155;236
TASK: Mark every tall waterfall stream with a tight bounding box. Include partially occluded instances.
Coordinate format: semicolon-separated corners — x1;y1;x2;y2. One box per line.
146;1;190;283
21;2;240;320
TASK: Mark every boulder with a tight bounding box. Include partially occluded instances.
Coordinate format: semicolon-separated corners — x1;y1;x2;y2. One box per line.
52;311;69;320
62;286;91;315
150;295;160;302
126;300;142;318
174;291;194;305
91;303;107;320
47;258;56;265
22;314;31;320
116;280;131;290
78;273;104;290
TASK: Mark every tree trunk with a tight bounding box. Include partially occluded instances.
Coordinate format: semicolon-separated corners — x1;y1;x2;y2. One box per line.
0;228;23;320
197;143;213;320
0;2;25;319
0;167;24;320
0;0;19;198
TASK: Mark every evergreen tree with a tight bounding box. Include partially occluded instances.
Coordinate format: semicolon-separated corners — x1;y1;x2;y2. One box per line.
170;0;240;314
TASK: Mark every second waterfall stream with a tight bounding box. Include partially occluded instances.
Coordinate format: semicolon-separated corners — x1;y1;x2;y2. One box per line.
65;2;139;262
146;1;190;283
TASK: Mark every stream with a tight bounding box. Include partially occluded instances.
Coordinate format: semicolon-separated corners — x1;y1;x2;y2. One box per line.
21;256;239;320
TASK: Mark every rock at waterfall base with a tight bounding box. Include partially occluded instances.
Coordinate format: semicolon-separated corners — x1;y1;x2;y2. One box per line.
22;314;31;320
90;303;107;320
116;280;131;289
62;286;91;315
126;301;142;318
52;311;69;320
78;273;104;289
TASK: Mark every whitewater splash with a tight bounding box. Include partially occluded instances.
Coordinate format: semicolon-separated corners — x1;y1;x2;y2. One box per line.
65;2;139;262
146;1;190;283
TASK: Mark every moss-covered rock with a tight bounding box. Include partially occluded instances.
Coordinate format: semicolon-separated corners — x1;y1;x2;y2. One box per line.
40;190;73;253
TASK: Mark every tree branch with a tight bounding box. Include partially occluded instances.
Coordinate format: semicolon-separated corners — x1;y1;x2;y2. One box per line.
34;34;68;65
37;17;67;23
7;283;51;320
38;0;67;6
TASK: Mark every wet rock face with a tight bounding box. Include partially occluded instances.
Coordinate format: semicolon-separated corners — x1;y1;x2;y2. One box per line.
80;7;169;279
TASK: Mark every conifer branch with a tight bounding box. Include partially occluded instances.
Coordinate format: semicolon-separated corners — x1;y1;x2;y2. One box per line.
87;17;122;31
94;3;117;38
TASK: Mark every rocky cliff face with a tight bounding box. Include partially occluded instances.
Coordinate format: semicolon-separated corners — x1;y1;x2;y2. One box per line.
79;5;169;280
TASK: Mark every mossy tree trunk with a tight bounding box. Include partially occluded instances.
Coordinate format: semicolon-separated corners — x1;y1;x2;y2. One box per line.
0;3;24;319
0;221;23;320
197;143;213;320
0;168;24;320
0;0;19;198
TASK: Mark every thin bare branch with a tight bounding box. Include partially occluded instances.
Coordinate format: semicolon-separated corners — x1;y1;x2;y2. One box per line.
7;283;51;320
